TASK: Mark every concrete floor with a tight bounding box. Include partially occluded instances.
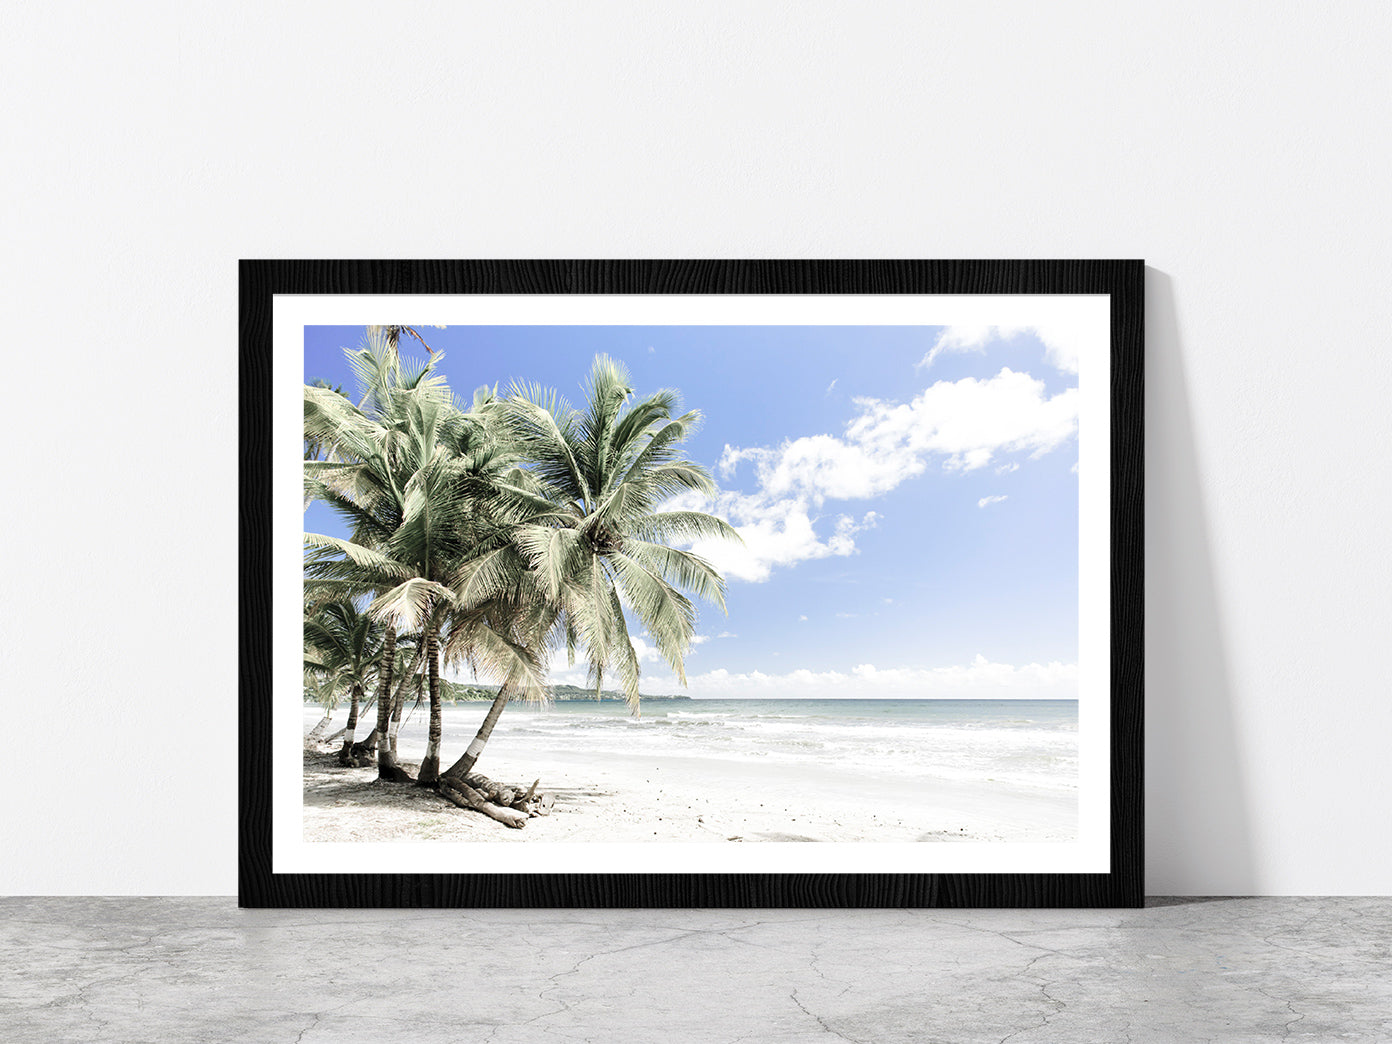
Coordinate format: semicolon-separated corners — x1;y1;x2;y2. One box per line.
1;897;1388;1043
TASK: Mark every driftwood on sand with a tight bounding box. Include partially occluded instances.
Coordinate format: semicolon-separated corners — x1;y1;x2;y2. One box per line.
437;777;529;828
450;772;555;818
305;731;553;827
434;771;554;827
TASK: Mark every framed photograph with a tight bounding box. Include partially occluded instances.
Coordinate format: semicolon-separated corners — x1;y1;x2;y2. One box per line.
240;260;1143;907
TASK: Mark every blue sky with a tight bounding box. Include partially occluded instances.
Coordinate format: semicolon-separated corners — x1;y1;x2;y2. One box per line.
305;324;1082;699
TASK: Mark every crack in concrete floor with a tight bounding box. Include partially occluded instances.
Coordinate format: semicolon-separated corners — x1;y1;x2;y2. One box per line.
1;897;1389;1043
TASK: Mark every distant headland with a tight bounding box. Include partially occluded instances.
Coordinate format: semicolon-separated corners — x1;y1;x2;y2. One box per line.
305;679;689;705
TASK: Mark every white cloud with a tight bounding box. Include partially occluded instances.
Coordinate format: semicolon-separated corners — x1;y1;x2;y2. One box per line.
842;369;1077;475
676;368;1076;583
674;487;881;583
918;323;1096;374
825;378;838;395
917;325;999;370
662;655;1077;700
724;368;1076;499
629;636;663;664
716;631;737;639
798;615;808;622
977;494;1008;509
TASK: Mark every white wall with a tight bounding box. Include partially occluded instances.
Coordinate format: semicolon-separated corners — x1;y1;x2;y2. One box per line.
4;2;1389;896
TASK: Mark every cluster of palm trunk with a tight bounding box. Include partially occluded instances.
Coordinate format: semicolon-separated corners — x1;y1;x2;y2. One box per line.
302;331;739;827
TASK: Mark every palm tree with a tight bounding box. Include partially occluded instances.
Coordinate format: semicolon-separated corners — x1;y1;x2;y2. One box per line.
303;668;339;744
304;344;740;814
367;324;446;356
306;336;447;778
359;627;424;779
303;599;386;764
384;630;424;760
304;339;545;785
303;380;348;461
438;355;740;781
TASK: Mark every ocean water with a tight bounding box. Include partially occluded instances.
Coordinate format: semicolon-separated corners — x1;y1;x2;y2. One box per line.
319;698;1078;793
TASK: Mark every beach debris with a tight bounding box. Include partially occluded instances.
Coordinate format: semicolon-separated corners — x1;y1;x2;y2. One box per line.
432;770;556;824
455;772;520;810
436;776;527;828
311;742;554;828
516;779;555;817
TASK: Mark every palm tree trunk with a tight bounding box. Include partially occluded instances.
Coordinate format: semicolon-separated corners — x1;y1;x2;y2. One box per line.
393;666;426;756
442;685;510;781
416;628;443;785
383;640;424;757
349;696;377;757
373;630;412;781
389;684;405;756
337;681;362;764
305;712;332;744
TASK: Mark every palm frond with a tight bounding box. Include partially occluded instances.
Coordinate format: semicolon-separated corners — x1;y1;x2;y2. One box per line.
608;551;697;683
304;533;413;582
620;539;729;613
367;578;454;630
628;511;742;548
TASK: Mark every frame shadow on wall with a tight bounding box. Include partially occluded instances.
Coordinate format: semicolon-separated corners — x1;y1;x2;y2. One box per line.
1145;267;1256;893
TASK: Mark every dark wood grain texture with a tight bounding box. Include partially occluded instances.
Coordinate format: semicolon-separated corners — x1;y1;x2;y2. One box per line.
240;259;1144;908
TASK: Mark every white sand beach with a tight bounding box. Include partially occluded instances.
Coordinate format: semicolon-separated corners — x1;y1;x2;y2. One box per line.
303;700;1077;844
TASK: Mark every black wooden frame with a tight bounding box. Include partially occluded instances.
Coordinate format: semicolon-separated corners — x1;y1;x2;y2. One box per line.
240;259;1143;907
